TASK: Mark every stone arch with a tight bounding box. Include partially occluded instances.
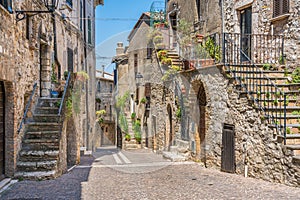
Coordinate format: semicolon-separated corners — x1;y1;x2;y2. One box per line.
190;79;207;163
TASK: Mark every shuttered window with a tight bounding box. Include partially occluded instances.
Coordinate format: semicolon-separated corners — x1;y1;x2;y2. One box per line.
0;0;12;13
144;83;151;98
273;0;289;17
88;17;92;44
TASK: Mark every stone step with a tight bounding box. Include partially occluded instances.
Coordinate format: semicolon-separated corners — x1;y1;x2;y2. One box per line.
25;131;60;140
17;160;57;172
14;170;57;180
27;114;60;123
21;142;59;151
25;122;61;132
124;144;141;150
38;98;62;107
286;134;300;139
24;138;59;144
264;106;300;111
162;151;187;162
285;144;300;150
235;76;289;81
19;150;59;162
35;107;59;115
292;156;300;165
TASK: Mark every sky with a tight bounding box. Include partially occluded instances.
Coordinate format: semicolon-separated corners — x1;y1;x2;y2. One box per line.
95;0;156;73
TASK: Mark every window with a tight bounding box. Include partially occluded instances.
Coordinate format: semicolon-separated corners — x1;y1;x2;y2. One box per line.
147;43;152;59
273;0;289;17
134;53;138;75
67;48;74;72
88;16;92;44
97;81;101;92
110;84;112;93
26;18;33;40
80;1;83;31
66;0;73;8
0;0;12;13
196;0;201;20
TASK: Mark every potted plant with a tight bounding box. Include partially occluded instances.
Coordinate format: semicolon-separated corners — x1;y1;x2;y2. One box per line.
140;97;147;104
131;112;136;120
64;71;69;80
96;97;101;103
125;133;131;141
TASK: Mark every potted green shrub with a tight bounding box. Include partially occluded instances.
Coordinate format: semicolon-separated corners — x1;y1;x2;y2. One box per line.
140;97;147;104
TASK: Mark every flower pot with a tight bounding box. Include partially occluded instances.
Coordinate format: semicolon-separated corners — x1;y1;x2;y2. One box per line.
51;91;59;98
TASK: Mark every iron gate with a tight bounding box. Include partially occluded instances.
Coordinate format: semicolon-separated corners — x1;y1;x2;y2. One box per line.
221;123;235;173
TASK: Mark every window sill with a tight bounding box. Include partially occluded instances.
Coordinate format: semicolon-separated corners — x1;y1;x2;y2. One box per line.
270;13;290;23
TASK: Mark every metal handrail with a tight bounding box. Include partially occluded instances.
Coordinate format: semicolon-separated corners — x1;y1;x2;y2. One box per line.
18;82;37;133
58;72;71;116
224;33;287;140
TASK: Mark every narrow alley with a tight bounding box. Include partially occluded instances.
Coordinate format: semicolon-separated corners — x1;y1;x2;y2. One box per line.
1;147;300;200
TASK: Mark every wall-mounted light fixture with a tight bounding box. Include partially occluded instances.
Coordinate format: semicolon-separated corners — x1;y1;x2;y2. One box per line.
15;0;60;22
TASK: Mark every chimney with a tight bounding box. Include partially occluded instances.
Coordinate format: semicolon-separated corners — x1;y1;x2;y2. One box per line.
102;65;105;77
116;42;124;56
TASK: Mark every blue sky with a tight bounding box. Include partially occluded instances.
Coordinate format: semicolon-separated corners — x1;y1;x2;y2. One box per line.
95;0;155;73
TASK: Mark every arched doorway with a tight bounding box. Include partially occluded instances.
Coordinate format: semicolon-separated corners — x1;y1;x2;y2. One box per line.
197;83;207;163
0;81;5;179
165;104;173;150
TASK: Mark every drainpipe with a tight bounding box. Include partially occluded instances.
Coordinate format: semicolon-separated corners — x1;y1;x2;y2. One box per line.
52;13;61;80
83;0;90;150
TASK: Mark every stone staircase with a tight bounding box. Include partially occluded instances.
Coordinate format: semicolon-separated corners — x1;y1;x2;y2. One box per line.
226;64;300;163
167;50;184;69
123;115;142;150
15;98;62;180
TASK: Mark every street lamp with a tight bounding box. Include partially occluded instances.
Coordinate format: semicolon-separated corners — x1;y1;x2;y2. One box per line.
15;0;60;22
135;72;143;86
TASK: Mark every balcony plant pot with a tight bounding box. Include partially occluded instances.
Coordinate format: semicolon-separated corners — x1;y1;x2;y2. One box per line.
196;34;204;43
51;91;59;98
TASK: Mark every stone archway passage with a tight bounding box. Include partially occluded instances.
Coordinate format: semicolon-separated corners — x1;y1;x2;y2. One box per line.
165;104;173;150
0;81;5;178
197;83;207;162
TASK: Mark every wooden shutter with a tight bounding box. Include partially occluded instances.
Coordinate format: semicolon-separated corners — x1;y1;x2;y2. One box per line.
274;0;289;17
145;83;151;98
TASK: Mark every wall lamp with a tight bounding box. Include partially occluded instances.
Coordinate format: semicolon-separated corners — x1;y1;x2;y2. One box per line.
15;0;60;22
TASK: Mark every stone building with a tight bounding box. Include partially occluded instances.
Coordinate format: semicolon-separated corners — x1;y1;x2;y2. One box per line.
95;69;115;146
113;11;179;151
161;0;300;186
0;0;103;180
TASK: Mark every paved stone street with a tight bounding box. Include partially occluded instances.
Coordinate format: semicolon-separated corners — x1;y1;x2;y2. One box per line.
1;146;300;200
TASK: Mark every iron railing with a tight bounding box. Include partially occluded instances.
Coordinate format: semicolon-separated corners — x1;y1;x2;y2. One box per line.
58;72;71;117
18;82;37;133
223;33;287;143
222;33;284;65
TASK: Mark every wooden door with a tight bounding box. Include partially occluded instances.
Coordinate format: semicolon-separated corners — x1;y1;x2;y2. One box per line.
221;124;235;173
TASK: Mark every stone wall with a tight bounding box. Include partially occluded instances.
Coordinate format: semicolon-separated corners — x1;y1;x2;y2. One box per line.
0;0;100;177
178;65;300;186
223;0;300;68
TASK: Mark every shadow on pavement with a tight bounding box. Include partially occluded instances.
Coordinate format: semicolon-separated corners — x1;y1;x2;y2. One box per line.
0;155;94;200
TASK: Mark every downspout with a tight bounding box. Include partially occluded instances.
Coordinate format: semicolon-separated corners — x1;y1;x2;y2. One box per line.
221;0;225;63
83;0;90;149
52;13;61;80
